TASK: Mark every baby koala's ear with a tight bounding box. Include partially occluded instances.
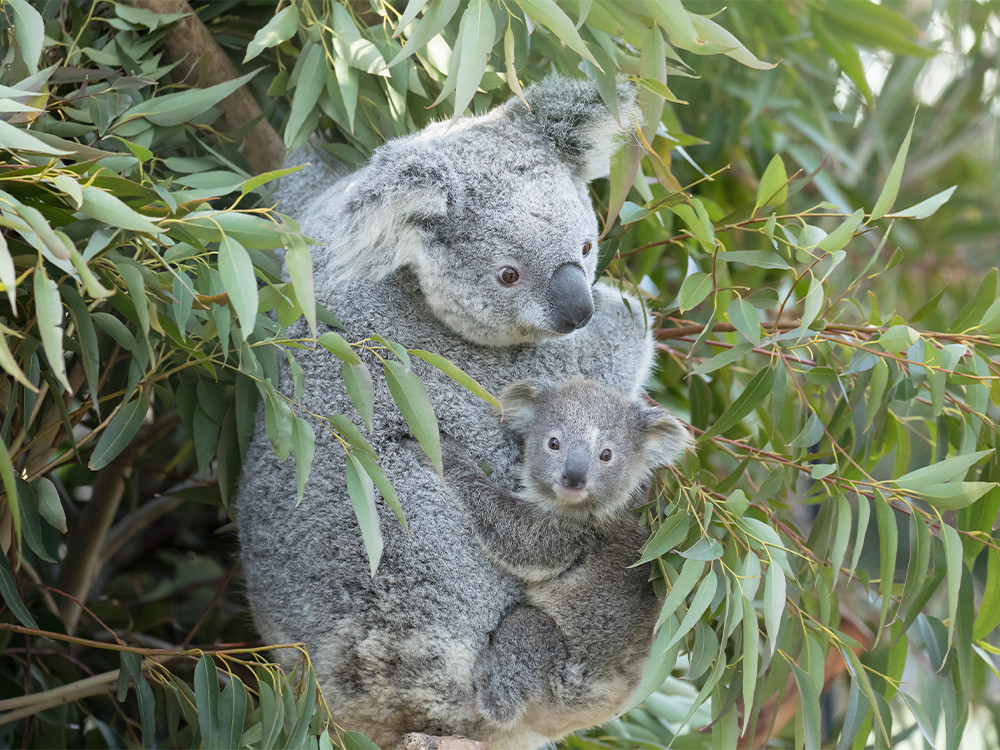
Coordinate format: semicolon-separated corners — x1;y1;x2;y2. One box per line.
642;406;693;468
505;75;640;182
498;379;548;433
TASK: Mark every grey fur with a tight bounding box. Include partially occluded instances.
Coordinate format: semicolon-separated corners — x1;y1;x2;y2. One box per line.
425;379;690;733
237;77;653;750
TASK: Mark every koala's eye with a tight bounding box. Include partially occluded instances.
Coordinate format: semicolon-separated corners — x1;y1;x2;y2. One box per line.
548;437;560;451
600;448;613;462
582;239;593;257
497;267;520;286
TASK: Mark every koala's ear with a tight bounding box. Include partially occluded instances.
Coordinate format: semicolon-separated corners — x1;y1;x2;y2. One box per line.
498;379;548;433
321;152;452;282
505;75;640;181
642;406;692;468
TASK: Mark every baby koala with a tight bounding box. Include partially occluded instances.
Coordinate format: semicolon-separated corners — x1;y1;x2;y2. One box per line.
434;377;691;736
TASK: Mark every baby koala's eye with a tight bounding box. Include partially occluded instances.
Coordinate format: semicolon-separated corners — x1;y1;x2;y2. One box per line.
548;437;560;451
582;239;593;257
497;267;519;285
599;448;613;462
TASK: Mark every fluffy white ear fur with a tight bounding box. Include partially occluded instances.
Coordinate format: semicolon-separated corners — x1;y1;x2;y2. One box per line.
326;177;448;282
507;76;641;182
498;379;548;433
642;407;692;468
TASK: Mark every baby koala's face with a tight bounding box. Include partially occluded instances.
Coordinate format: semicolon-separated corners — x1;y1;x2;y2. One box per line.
500;378;691;521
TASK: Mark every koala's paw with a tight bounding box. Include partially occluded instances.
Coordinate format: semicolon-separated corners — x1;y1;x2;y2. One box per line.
438;433;473;472
473;668;529;729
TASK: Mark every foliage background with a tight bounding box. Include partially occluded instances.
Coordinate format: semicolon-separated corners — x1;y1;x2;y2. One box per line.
1;0;999;748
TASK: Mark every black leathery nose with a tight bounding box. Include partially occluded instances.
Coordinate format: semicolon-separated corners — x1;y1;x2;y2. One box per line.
548;263;594;333
561;450;589;489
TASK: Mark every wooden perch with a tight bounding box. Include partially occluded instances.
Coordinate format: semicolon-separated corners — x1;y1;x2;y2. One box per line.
122;0;285;174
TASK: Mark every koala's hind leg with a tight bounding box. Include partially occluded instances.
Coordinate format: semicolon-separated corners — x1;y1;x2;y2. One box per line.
472;605;567;728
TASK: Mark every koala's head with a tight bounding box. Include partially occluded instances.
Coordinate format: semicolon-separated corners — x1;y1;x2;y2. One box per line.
318;76;638;346
499;378;691;520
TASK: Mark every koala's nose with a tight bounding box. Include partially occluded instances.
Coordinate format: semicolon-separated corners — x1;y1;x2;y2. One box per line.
548;263;594;333
561;450;590;490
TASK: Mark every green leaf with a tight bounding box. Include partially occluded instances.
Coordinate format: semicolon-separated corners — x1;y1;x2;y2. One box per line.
655;558;705;630
346;453;384;576
876;324;918;353
33;263;71;393
755;154;788;210
285;43;326;149
728;296;760;345
698;366;774;443
691;342;754;376
900;481;997;511
121;69;262;127
218;235;259;340
636;513;690;565
0;532;36;627
291;417;316;505
973;546;1000;640
665;569;717;649
688;13;775;69
634;76;685;105
873;489;897;634
409;349;499;408
80;187;162;234
137;677;156;750
217;677;248;749
816;209;864;253
258;681;284;750
241;164;306;196
0;119;70;156
941;524;963;651
790;662;821;750
388;0;461;66
194;655;220;749
342;730;382;750
895;450;993;486
89;392;149;471
763;564;785;656
6;0;44;73
741;596;759;733
0;230;15;308
893;185;957;219
32;476;66;533
354;451;407;531
245;5;299;62
318;331;361;365
789;412;824;449
343;361;375;430
520;0;600;67
384;360;441;474
285;234;316;336
870;114;915;222
15;479;55;563
451;0;495;118
678;272;713;313
719;250;789;269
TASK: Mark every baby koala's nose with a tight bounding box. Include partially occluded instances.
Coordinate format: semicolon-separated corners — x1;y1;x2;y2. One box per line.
561;451;589;489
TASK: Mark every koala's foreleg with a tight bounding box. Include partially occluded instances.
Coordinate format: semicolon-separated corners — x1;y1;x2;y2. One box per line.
437;438;582;582
472;604;568;728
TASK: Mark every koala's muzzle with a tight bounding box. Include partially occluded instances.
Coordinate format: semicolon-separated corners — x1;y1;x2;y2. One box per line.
548;263;594;333
561;449;590;490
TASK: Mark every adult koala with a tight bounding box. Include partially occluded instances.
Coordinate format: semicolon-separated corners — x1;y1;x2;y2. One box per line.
238;76;656;750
